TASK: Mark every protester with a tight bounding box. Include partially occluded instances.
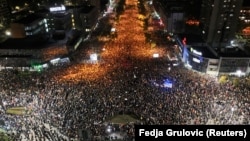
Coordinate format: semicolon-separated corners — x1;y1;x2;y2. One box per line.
0;0;249;141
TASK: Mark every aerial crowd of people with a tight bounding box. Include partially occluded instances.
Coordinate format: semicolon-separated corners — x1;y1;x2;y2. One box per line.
0;0;249;141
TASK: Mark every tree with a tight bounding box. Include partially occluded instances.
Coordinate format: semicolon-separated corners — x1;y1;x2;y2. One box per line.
219;75;228;84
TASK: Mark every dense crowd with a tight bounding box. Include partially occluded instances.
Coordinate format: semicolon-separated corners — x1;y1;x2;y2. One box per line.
0;0;249;141
0;51;249;141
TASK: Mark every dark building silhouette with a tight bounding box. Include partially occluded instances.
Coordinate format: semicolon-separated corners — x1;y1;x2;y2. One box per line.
200;0;244;50
0;0;11;29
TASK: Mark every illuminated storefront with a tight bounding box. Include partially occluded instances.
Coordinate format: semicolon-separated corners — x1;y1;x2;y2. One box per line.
187;47;209;73
175;34;250;76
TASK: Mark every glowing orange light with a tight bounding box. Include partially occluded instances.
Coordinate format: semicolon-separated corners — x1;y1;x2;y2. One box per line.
186;19;200;26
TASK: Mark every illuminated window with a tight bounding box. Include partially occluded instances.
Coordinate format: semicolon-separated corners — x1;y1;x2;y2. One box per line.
193;58;200;63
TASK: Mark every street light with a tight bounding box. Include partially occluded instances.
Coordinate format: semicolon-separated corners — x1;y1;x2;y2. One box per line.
153;53;159;58
229;107;235;123
5;30;11;36
236;70;242;77
106;126;112;133
90;53;98;61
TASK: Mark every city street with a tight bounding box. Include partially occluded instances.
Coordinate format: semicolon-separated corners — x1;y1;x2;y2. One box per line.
0;0;249;141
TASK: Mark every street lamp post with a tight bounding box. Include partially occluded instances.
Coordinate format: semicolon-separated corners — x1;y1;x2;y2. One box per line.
229;107;235;124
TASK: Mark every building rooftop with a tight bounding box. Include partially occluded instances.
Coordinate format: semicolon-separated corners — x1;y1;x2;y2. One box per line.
177;33;250;58
187;46;218;59
177;33;205;44
218;47;250;58
36;8;50;14
14;14;44;25
12;9;30;16
0;36;54;50
80;5;95;13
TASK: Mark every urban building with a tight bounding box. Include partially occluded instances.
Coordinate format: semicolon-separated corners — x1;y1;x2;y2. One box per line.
46;5;72;38
153;0;250;76
175;33;250;76
152;0;185;33
239;6;250;26
0;36;69;71
152;0;202;33
200;0;244;50
64;0;100;7
0;1;101;70
10;14;48;38
239;5;250;43
79;5;99;32
0;0;11;29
